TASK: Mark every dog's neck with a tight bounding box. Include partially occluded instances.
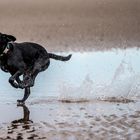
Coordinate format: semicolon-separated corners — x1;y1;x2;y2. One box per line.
3;44;10;54
0;43;12;57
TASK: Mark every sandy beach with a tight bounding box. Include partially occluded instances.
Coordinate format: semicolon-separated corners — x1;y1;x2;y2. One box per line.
0;0;140;139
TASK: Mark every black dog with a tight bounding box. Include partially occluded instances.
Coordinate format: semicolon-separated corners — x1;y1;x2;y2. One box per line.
0;33;72;103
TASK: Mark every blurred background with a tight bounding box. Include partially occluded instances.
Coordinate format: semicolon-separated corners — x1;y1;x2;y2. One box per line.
0;0;139;51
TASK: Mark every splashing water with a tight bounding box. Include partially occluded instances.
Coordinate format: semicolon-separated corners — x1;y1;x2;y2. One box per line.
0;47;140;103
58;48;140;102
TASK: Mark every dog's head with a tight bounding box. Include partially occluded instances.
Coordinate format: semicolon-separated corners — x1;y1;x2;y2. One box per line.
0;33;16;43
0;33;16;54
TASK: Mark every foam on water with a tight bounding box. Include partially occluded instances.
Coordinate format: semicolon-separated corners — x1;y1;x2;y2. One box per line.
0;47;140;103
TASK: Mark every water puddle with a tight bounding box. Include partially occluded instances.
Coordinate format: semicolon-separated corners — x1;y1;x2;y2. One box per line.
0;47;140;103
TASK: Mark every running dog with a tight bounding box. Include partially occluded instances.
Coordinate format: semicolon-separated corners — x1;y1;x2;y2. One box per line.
0;33;72;103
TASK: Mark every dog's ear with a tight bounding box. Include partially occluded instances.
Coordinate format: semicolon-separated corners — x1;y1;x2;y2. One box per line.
6;35;16;42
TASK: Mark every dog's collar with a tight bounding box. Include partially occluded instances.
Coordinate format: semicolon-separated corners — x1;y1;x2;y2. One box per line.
0;43;11;57
3;44;10;54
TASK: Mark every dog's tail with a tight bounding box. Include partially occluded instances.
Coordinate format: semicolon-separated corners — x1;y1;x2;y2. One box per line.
48;53;72;61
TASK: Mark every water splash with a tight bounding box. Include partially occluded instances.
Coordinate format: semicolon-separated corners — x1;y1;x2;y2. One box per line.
0;48;140;103
58;48;140;102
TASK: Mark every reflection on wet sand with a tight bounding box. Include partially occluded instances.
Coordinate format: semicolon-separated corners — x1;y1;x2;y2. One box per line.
11;104;33;128
7;105;37;140
0;101;140;139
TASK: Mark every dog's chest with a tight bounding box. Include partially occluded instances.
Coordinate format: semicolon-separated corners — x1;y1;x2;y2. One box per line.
7;65;17;73
6;60;18;73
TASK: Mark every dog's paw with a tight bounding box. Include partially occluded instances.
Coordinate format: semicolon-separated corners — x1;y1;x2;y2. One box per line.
11;82;19;89
24;77;34;87
9;78;19;88
18;81;33;89
18;82;26;89
17;100;25;105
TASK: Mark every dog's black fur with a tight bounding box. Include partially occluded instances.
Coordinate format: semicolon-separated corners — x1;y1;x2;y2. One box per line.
0;33;72;103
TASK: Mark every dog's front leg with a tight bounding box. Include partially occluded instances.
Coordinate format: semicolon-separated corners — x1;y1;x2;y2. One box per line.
17;87;30;104
16;76;26;89
1;66;9;72
15;73;33;89
17;73;32;89
16;76;22;85
9;71;22;88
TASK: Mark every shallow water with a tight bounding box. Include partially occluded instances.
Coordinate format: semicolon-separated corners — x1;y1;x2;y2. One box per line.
0;47;140;103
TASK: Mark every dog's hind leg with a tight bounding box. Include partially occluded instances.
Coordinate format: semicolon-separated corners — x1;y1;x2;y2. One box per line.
17;87;30;104
31;60;50;87
23;58;50;88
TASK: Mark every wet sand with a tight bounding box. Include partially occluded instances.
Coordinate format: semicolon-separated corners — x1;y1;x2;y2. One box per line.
0;100;140;140
0;0;140;51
